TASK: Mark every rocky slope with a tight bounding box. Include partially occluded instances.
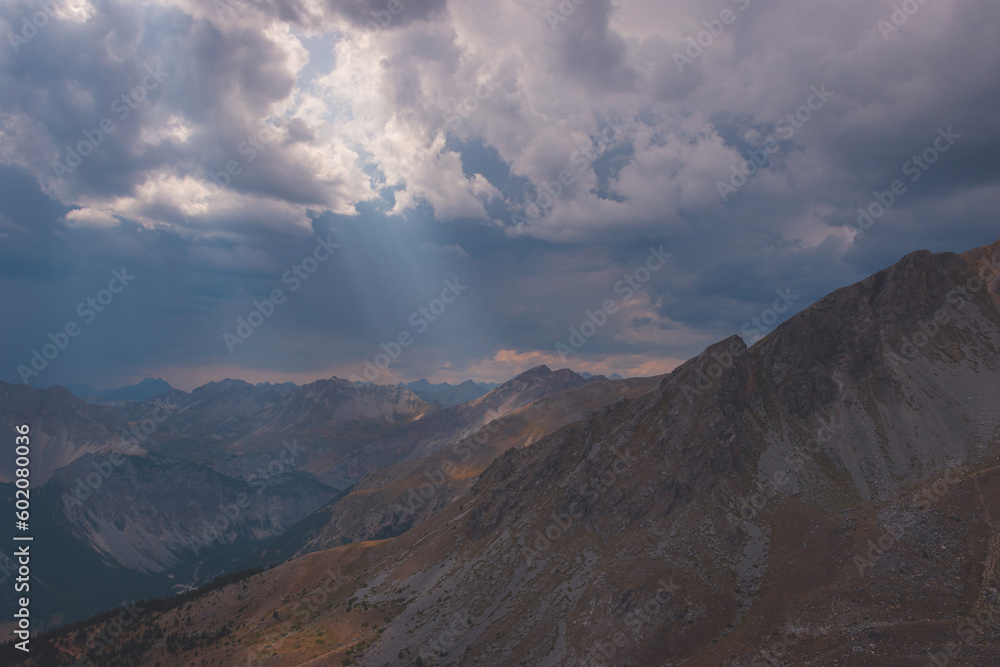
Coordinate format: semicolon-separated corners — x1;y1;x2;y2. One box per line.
0;451;337;632
257;373;666;562
309;366;600;488
0;383;139;484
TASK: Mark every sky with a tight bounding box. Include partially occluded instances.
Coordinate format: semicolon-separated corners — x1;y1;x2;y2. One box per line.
0;0;998;391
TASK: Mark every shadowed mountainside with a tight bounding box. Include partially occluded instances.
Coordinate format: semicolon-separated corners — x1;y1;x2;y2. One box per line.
257;372;666;562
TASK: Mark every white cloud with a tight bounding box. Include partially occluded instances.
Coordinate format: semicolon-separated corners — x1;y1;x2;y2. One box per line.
4;0;993;253
63;207;120;229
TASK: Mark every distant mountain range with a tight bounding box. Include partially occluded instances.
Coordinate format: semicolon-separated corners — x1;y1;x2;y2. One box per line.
400;378;499;406
55;377;174;403
581;371;623;380
52;374;620;411
55;376;510;408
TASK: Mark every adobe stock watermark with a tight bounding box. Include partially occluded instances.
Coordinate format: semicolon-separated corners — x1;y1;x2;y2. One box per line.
727;399;845;531
349;277;467;383
443;79;502;129
51;62;169;177
922;600;999;667
420;611;472;662
751;628;804;666
364;0;415;32
887;250;999;362
181;115;288;225
522;386;668;569
7;0;62;53
555;246;672;360
185;494;251;558
740;288;799;342
717;85;834;202
213;0;263;24
509;117;627;228
247;439;305;495
384;78;503;179
579;576;681;667
781;402;845;479
726;469;792;531
877;0;933;41
62;400;175;511
186;440;303;558
545;0;588;31
206;117;287;195
253;564;348;645
673;0;752;72
681;288;800;402
223;232;339;353
849;126;960;235
17;268;136;384
391;411;503;518
853;467;960;576
521;449;632;567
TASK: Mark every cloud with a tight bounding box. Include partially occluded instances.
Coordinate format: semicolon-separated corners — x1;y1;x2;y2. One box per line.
0;0;997;389
63;208;120;229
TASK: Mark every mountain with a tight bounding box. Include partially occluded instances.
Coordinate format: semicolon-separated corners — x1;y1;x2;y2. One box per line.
56;378;174;403
96;378;173;402
0;377;433;631
219;378;438;487
23;239;1000;666
254;381;298;393
118;378;433;469
402;378;499;407
0;383;138;485
313;366;601;488
59;382;99;398
0;452;337;631
583;371;623;380
258;372;667;562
